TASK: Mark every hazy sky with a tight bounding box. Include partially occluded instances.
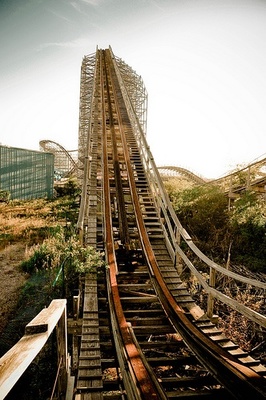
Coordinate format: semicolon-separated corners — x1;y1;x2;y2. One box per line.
1;0;266;178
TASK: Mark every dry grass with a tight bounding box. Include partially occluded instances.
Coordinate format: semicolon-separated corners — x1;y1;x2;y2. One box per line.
0;198;67;334
0;199;57;248
0;244;28;332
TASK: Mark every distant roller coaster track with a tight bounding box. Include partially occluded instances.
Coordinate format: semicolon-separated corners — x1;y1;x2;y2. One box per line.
210;155;266;194
39;139;78;178
157;165;207;184
159;155;266;196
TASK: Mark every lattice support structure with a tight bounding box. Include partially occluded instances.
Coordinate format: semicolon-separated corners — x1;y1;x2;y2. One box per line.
114;53;148;135
78;52;97;183
77;47;148;184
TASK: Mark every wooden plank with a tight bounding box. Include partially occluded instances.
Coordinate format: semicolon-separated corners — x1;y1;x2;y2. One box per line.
76;275;103;396
25;299;66;335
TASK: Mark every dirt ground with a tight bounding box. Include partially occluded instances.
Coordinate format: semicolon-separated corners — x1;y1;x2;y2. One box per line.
0;244;28;333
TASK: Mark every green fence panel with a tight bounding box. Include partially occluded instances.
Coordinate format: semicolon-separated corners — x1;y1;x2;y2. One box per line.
0;146;54;200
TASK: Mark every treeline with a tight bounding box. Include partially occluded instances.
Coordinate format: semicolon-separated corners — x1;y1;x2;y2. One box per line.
165;181;266;272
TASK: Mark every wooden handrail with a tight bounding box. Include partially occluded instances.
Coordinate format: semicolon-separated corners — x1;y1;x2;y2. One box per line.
0;299;67;399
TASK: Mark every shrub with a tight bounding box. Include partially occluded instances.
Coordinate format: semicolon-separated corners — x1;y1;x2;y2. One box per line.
0;190;10;203
20;226;104;290
54;178;81;198
171;185;231;259
229;192;266;271
166;182;266;272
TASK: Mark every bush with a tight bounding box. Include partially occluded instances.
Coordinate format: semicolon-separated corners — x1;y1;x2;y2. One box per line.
54;178;81;198
171;185;231;259
20;226;104;291
21;245;52;273
229;192;266;271
166;183;266;272
0;190;10;203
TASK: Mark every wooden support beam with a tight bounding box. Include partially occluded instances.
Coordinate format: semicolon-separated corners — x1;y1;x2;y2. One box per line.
57;303;68;396
73;289;81;320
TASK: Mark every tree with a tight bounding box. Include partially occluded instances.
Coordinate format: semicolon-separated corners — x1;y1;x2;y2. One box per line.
229;191;266;271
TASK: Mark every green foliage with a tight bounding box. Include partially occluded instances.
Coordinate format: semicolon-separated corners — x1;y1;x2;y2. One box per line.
20;226;104;280
230;191;266;227
0;190;10;202
21;228;63;274
21;246;52;273
171;185;230;259
164;178;194;197
51;195;80;225
54;178;81;198
229;192;266;271
166;182;266;272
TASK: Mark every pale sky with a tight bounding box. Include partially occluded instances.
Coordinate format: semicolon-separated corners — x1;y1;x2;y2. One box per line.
1;0;266;178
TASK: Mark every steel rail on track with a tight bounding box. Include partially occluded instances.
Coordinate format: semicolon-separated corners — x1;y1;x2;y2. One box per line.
105;50;266;399
100;50;166;400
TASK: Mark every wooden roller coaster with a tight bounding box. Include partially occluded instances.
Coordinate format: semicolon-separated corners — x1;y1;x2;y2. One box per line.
0;47;266;400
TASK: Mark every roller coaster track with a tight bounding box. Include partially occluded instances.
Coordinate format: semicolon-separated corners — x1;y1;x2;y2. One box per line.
210;156;266;198
158;157;266;197
1;47;266;400
39;140;78;179
157;166;207;185
75;48;266;399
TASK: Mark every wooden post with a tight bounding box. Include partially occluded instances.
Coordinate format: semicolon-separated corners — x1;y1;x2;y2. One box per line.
73;289;80;320
57;306;68;399
207;267;216;320
175;227;182;275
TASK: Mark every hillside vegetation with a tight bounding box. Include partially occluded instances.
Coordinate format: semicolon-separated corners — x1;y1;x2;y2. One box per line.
165;178;266;360
165;178;266;272
0;192;79;337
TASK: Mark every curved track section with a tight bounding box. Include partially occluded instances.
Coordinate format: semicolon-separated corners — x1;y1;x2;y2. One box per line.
158;156;266;196
157;166;207;185
210;156;266;197
75;48;266;400
39;139;78;178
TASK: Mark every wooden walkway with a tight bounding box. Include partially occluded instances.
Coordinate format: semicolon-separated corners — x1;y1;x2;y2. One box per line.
75;274;103;399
